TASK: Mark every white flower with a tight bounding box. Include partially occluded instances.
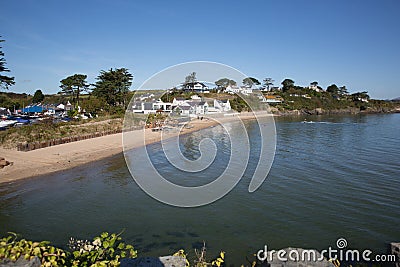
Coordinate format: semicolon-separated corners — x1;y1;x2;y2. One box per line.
93;238;102;247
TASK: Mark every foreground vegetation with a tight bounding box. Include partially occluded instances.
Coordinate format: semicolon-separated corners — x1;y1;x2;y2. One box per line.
0;232;136;267
272;88;399;114
0;116;123;149
0;232;227;267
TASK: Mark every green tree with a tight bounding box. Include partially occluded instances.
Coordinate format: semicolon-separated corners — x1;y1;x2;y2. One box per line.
281;78;295;92
215;78;236;89
59;74;89;105
339;85;348;95
351;91;370;101
0;37;15;90
262;78;274;91
59;76;74;100
326;84;339;95
243;77;260;88
93;68;133;107
32;89;45;103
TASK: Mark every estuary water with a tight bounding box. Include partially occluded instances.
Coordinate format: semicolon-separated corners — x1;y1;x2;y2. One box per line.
1;114;399;264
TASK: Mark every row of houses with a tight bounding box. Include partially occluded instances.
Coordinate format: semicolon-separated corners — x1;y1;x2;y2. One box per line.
181;82;269;95
179;81;277;95
131;95;232;116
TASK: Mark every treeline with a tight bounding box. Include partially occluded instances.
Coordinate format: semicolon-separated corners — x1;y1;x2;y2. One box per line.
58;68;133;115
0;68;134;116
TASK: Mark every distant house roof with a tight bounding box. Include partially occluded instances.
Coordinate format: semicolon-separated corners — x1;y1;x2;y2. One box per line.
143;102;154;110
184;82;207;88
186;101;207;107
176;105;191;110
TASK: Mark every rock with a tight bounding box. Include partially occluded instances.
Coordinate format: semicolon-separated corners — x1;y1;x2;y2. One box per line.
266;248;335;267
0;257;41;267
391;243;400;267
120;256;186;267
315;108;324;115
0;159;12;169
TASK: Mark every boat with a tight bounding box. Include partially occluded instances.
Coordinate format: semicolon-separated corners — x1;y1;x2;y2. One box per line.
0;120;18;128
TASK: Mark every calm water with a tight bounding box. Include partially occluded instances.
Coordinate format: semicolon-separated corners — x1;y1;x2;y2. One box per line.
1;114;399;264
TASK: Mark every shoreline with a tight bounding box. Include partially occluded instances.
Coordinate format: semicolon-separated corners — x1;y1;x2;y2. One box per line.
1;111;398;184
0;112;272;184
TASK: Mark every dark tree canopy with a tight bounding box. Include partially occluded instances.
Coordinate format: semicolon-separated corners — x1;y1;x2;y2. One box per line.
0;38;15;90
281;78;295;92
215;78;236;89
59;74;89;105
93;68;133;107
32;89;45;103
339;86;348;95
243;77;260;88
262;78;274;90
326;84;339;95
351;91;370;101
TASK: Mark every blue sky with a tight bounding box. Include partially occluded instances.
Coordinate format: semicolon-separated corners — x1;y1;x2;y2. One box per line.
1;0;399;99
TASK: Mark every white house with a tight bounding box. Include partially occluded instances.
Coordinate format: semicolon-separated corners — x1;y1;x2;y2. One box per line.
190;95;202;101
214;99;231;112
173;105;192;116
65;101;73;111
132;100;173;114
240;87;253;95
308;84;324;92
225;85;241;94
137;93;155;101
172;97;188;106
186;101;208;115
265;95;283;103
225;85;253;95
57;103;65;110
183;82;209;93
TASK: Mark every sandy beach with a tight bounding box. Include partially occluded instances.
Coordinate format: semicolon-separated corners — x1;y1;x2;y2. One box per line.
0;112;273;184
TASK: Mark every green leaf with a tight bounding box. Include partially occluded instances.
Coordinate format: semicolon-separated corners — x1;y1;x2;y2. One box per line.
100;232;108;239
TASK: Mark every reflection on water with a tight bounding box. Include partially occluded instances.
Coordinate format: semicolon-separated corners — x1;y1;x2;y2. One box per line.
0;114;399;264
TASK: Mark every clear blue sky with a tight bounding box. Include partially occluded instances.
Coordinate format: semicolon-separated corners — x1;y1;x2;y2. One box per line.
1;0;400;99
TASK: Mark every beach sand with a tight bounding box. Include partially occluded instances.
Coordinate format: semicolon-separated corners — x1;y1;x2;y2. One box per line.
0;112;274;184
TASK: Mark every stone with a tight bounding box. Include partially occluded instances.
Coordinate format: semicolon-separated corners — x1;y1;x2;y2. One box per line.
120;256;186;267
391;243;400;267
0;257;41;267
0;159;11;169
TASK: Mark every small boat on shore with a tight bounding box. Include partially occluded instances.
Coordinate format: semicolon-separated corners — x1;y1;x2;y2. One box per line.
0;120;18;128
